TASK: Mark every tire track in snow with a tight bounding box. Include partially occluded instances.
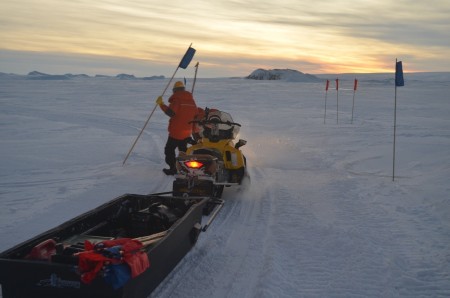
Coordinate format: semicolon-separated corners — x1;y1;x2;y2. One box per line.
150;166;276;298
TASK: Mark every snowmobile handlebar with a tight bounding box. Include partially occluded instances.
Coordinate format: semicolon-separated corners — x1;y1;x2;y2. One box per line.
190;119;241;127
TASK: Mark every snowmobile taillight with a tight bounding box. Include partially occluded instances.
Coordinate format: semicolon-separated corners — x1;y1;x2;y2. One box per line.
184;160;204;169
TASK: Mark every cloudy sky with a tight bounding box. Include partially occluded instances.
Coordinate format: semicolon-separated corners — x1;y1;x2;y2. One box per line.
1;0;449;77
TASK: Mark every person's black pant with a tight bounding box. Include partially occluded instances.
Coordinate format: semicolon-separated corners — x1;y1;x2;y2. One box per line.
164;136;190;170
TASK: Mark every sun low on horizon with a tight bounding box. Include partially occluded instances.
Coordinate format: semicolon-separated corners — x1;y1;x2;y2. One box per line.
1;0;449;77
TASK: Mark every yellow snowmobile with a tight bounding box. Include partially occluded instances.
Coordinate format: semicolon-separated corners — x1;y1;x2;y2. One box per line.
173;108;247;198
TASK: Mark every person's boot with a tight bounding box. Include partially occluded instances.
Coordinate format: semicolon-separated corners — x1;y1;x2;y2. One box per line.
163;168;177;175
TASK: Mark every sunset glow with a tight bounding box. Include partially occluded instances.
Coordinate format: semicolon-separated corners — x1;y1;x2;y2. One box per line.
1;0;449;77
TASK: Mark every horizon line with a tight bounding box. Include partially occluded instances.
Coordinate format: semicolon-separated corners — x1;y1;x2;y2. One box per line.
2;69;450;78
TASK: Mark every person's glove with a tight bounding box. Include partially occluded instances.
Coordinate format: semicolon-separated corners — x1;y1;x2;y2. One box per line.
156;96;164;106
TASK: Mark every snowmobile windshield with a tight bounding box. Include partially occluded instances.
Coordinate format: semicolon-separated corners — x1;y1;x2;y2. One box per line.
203;110;240;140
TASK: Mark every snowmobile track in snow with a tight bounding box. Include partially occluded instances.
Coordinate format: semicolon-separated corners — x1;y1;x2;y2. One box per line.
150;166;275;298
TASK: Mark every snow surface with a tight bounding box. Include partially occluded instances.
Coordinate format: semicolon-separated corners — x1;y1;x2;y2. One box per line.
1;73;450;297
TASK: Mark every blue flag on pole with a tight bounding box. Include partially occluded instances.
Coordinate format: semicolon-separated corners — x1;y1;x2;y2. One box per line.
179;46;196;69
395;61;404;87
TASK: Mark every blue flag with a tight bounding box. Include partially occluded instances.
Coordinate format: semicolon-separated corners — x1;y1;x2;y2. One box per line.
395;61;404;87
179;46;196;69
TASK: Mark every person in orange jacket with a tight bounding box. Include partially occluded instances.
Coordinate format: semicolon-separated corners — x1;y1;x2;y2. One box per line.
156;81;198;175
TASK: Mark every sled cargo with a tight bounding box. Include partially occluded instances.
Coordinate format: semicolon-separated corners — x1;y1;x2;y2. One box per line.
0;193;208;298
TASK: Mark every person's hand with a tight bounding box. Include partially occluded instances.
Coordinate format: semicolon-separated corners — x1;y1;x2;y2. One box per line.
156;96;164;106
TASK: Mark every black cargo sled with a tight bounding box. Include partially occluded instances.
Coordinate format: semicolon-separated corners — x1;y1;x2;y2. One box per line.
0;193;208;298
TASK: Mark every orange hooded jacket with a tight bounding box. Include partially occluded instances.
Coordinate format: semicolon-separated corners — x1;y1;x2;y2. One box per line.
160;90;198;140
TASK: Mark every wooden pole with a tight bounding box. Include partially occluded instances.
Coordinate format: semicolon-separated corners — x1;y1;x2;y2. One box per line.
122;44;195;165
122;68;178;166
192;62;199;94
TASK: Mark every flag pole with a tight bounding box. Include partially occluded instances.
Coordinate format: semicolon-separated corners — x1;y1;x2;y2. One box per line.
122;44;196;166
336;78;339;124
192;62;199;94
393;59;398;181
351;78;358;124
324;80;329;124
392;58;404;181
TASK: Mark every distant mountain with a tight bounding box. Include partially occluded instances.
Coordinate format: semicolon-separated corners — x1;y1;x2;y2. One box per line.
27;71;89;80
27;71;70;80
114;74;166;80
65;73;90;79
247;69;321;82
0;72;20;77
9;71;167;80
28;71;49;76
116;73;136;80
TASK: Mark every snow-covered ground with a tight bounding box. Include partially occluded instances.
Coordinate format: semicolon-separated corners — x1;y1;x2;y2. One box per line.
1;73;449;297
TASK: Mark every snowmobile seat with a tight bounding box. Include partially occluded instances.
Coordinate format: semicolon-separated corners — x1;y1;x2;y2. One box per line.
202;126;234;142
